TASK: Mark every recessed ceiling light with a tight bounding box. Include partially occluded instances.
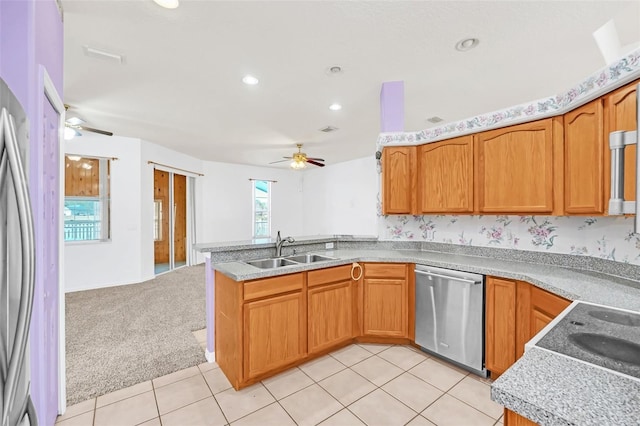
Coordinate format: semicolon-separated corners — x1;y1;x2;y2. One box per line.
153;0;179;9
242;75;259;85
329;103;342;111
455;38;479;52
325;65;343;76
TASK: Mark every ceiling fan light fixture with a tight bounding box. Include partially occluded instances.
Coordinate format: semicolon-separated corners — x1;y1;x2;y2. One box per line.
242;75;259;85
66;116;84;126
64;127;81;140
290;160;306;170
153;0;179;9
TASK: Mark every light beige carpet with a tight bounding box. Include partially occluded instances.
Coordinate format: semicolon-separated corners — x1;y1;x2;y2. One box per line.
65;265;207;405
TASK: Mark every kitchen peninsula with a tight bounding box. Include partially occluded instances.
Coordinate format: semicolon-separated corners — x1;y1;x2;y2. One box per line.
196;236;640;426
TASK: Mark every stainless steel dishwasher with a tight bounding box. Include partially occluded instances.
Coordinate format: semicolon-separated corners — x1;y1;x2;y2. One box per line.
415;265;486;377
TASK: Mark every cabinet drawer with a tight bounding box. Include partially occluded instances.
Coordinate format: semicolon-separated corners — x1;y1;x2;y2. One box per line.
364;263;406;279
244;273;303;301
308;265;352;287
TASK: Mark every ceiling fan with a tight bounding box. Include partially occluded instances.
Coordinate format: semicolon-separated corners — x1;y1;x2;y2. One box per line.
270;144;325;169
64;104;113;140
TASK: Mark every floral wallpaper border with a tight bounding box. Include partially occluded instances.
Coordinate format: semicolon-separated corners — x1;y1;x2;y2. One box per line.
377;48;640;147
378;214;640;266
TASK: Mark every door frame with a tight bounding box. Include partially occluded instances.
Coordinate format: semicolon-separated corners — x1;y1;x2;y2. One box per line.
41;65;66;414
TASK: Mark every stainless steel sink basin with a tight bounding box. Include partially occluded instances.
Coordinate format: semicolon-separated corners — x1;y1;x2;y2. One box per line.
569;333;640;367
245;258;298;269
284;254;336;263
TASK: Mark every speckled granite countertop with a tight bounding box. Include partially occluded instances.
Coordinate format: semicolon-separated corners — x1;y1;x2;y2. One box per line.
491;347;640;426
211;248;640;311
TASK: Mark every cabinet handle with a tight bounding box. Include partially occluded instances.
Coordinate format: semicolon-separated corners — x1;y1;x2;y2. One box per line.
351;263;363;281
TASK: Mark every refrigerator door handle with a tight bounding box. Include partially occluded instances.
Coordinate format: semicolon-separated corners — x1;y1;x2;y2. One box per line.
0;108;37;426
608;83;640;232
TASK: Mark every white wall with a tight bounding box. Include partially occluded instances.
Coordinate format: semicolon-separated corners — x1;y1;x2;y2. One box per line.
64;135;306;290
196;161;304;246
301;157;378;236
65;134;145;291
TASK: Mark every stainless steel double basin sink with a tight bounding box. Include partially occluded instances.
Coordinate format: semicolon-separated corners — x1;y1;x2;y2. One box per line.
245;253;336;269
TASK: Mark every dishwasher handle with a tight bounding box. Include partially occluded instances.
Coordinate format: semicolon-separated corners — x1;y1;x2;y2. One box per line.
415;269;481;285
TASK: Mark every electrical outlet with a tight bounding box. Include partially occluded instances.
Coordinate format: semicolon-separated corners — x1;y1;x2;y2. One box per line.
426;230;435;240
325;242;334;249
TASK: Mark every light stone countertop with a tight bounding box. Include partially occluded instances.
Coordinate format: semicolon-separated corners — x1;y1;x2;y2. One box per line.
207;244;640;425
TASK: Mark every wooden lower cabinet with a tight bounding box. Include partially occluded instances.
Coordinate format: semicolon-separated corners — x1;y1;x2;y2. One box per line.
485;276;571;378
362;263;409;338
485;277;517;376
308;276;354;354
504;409;538;426
243;291;306;380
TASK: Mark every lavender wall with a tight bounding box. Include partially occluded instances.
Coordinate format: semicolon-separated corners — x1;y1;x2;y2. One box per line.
0;0;64;424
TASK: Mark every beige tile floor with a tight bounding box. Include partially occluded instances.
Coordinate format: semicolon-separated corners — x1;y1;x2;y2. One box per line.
56;343;504;426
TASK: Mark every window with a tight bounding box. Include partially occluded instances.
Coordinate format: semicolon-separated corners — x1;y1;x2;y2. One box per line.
252;180;270;238
153;199;163;241
64;155;111;242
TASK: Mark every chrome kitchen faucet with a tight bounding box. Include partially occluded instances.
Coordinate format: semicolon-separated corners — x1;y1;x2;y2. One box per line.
275;231;295;257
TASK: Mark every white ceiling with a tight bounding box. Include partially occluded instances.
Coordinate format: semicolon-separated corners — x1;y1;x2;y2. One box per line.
62;1;640;168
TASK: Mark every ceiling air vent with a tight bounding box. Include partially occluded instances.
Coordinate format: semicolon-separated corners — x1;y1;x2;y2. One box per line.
426;116;443;124
319;126;338;133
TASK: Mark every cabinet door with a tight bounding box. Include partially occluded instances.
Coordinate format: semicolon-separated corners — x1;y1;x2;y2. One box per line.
475;118;561;214
363;278;407;337
382;146;416;214
485;277;517;377
504;409;538;426
243;292;305;380
417;136;474;213
308;280;353;354
604;81;638;211
564;99;605;214
529;286;571;336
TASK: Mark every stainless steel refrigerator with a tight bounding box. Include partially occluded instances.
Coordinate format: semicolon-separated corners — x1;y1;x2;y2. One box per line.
0;78;38;425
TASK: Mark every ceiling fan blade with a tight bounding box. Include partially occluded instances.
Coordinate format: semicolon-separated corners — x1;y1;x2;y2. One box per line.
282;156;293;159
269;159;289;164
306;159;325;167
78;125;113;136
306;157;325;162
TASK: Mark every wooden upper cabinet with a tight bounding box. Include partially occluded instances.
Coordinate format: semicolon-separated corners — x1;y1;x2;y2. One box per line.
382;146;416;214
564;99;605;214
474;118;563;214
604;80;638;211
417;136;474;213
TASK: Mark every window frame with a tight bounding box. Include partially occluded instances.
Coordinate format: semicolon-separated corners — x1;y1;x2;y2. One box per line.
64;155;111;243
252;180;271;239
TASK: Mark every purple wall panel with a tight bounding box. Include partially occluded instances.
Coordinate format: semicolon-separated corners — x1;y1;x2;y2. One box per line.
380;81;405;133
1;0;64;423
205;256;215;354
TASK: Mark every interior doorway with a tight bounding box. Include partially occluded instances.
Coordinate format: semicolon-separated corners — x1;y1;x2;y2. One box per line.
154;169;187;274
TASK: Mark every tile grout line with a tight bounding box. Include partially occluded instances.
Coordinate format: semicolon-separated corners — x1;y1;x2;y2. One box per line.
200;368;232;425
